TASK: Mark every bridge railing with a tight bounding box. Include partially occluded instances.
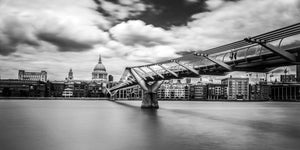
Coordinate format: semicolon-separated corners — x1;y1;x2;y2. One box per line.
206;33;300;65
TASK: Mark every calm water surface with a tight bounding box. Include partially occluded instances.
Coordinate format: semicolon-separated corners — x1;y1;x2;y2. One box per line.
1;100;300;150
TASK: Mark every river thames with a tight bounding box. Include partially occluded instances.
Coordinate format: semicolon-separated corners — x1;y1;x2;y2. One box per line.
0;100;300;150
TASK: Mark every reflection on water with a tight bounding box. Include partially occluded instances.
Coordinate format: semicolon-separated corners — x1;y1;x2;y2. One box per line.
0;100;300;150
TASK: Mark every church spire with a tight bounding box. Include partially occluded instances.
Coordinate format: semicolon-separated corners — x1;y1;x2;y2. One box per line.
68;68;73;80
98;54;102;64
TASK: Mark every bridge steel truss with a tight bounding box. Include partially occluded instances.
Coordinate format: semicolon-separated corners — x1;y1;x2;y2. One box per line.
110;22;300;108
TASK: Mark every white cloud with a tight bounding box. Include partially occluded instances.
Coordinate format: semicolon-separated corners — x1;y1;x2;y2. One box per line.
0;0;110;55
109;20;175;46
206;0;225;10
107;20;182;64
172;0;300;51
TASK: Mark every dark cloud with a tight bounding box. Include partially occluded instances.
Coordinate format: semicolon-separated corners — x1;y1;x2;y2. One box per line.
0;40;39;56
0;19;39;56
93;0;112;17
93;0;101;5
0;44;17;56
94;0;207;29
37;32;93;52
134;0;207;29
94;0;240;29
93;0;150;25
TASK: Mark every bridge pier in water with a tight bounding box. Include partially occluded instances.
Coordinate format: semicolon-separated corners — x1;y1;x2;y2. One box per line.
142;90;158;108
129;68;164;109
141;81;163;109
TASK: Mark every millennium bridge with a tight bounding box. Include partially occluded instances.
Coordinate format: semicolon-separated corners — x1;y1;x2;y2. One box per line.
109;22;300;108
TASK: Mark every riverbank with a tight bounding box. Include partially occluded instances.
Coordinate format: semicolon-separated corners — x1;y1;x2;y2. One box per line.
0;97;299;102
0;97;109;100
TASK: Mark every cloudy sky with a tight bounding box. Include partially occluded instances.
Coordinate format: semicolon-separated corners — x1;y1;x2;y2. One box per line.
0;0;300;81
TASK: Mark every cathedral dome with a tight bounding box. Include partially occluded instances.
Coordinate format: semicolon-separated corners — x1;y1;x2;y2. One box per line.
92;54;108;81
94;63;106;72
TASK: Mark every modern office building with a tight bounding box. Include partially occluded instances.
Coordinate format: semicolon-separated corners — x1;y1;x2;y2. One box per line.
221;77;249;100
18;70;47;82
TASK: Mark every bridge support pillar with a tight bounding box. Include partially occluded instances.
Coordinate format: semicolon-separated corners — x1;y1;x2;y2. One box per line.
129;68;164;109
141;80;163;109
109;90;118;101
141;91;159;109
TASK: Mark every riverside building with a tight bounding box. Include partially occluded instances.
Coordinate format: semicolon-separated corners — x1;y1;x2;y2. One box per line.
157;81;190;100
18;70;47;82
221;77;249;100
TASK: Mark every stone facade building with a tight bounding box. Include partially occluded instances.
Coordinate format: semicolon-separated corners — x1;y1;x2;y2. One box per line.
88;55;109;97
18;70;47;82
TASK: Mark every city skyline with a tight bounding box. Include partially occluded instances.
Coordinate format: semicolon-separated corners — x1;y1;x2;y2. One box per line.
0;0;300;80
